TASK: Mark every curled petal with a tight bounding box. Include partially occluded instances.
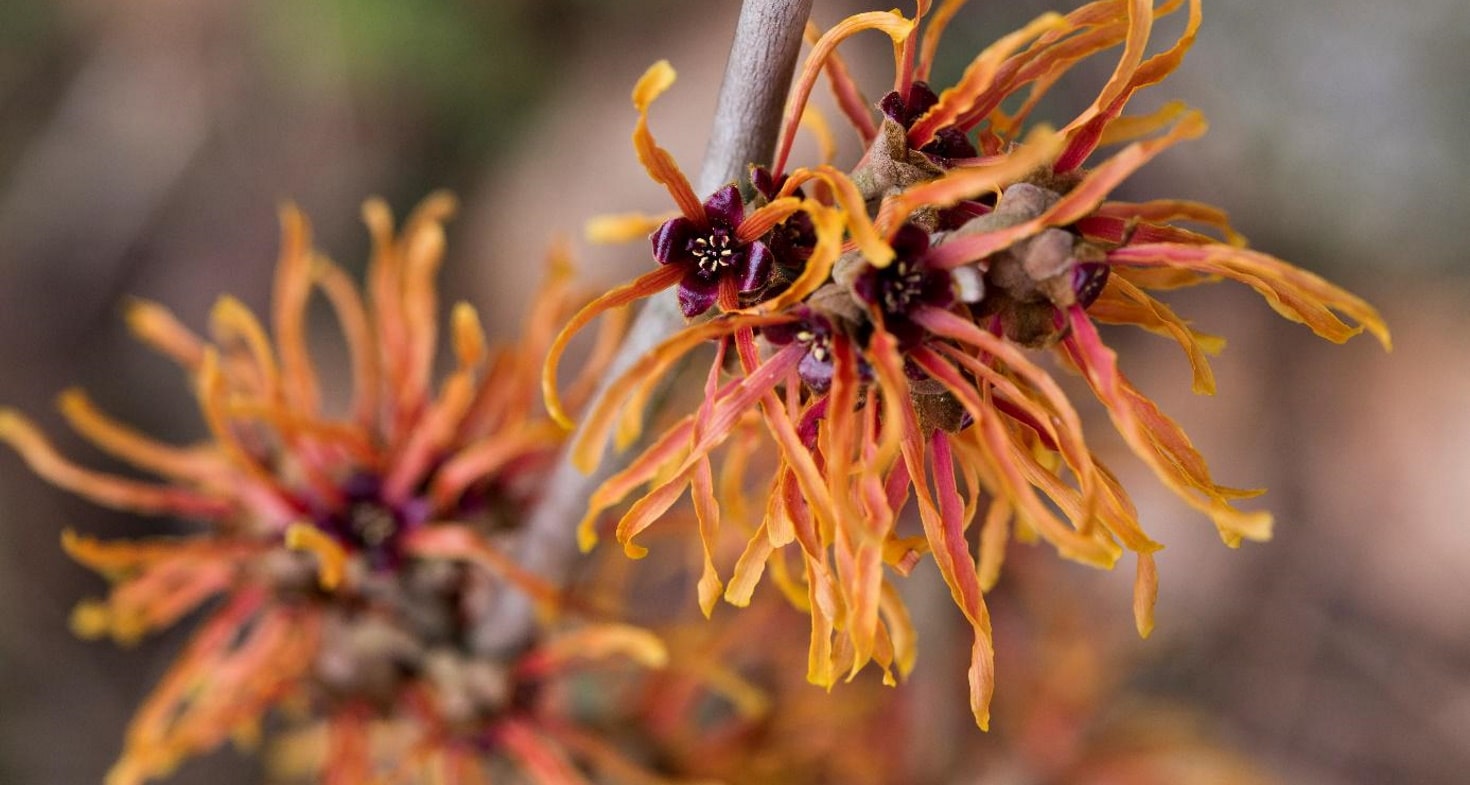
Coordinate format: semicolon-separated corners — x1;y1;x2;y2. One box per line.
774;11;917;178
284;523;347;591
1056;0;1202;171
806;21;878;143
783;165;891;267
543;264;684;429
915;0;968;84
632;60;704;223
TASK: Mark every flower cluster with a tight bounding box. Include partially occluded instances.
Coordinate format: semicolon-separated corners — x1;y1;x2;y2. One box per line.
544;0;1388;729
0;196;671;785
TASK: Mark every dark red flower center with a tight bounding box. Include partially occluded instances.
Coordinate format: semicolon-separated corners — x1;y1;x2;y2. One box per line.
690;229;738;276
316;474;427;571
876;260;931;313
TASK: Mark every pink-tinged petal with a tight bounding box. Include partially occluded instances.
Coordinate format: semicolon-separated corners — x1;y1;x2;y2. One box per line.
924;110;1206;270
109;587;319;785
1074;214;1219;246
805;20;878;143
960;0;1139;133
930;431;997;730
0;409;235;520
1134;550;1159;639
69;551;240;645
1096;197;1247;246
430;421;563;512
1070;0;1154;133
579;416;696;551
570;312;791;474
729;331;845;552
677;273;720;318
915;0;965;84
691;458;724;617
57;389;230;487
907;11;1069;149
737;240;774;293
910;345;1119;569
651;216;698;265
1108;242;1391;349
1063;307;1273;546
1056;0;1201;172
498;720;593;785
701;184;745;228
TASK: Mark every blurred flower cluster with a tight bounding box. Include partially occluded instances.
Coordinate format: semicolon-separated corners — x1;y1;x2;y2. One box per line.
546;0;1387;731
0;0;1391;783
0;196;668;784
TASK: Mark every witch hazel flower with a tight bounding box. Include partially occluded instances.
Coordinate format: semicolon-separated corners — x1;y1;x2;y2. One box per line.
546;0;1390;732
0;196;682;785
651;184;775;317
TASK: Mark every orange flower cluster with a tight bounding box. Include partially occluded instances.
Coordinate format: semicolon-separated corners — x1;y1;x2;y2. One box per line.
545;0;1388;730
0;196;668;785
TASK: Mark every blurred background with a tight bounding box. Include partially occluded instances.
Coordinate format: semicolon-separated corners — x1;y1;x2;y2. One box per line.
1;0;1466;783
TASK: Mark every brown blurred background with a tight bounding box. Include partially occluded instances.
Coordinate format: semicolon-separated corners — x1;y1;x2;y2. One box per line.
1;1;1466;783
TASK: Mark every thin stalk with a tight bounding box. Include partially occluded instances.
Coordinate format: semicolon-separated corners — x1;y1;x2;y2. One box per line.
476;0;814;654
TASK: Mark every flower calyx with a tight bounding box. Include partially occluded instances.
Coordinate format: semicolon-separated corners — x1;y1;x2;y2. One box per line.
935;182;1114;346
